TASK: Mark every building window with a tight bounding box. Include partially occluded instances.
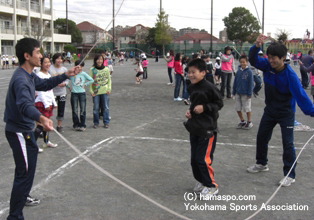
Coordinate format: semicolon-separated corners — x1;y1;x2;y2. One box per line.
1;40;14;55
55;44;59;52
46;44;51;52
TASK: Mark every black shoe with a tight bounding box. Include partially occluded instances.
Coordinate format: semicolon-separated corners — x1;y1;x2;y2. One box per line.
25;196;40;206
56;126;63;133
253;92;258;97
93;124;99;129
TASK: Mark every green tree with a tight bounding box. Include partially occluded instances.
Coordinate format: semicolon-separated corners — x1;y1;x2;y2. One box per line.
146;27;157;48
275;29;291;43
223;7;261;52
154;10;172;55
64;44;77;54
54;18;83;44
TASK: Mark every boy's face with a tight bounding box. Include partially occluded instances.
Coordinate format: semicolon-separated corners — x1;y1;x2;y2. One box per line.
188;66;206;84
268;54;285;71
27;47;42;67
78;65;83;72
239;58;248;69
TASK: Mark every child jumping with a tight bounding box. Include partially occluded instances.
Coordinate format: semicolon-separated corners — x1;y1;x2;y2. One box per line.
184;59;224;198
134;58;143;84
68;60;94;131
232;55;254;129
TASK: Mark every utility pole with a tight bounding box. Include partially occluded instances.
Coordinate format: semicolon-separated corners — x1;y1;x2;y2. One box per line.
160;0;162;13
262;0;265;51
66;0;68;34
113;0;115;52
210;0;213;53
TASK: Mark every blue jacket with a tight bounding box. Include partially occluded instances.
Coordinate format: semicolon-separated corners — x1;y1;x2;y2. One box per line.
232;66;254;97
4;67;68;132
249;45;314;117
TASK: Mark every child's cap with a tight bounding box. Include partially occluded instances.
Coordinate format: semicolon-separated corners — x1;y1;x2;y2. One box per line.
216;57;220;60
258;51;264;55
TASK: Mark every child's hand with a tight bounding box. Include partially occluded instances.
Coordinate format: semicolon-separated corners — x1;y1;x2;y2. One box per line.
193;105;204;114
185;110;192;119
91;93;96;97
298;60;303;65
69;87;72;91
107;90;111;95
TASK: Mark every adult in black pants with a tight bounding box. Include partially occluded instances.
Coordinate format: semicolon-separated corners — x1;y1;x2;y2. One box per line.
299;50;313;89
4;38;78;220
155;50;159;62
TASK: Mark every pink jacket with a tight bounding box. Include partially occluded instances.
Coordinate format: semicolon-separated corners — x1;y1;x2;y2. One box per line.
167;56;174;68
221;54;234;73
142;60;148;68
311;73;314;86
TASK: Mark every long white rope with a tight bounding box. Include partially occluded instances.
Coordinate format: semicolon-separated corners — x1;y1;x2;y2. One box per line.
245;133;314;220
53;128;192;220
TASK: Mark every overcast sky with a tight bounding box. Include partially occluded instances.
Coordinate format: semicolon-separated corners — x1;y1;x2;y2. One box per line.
48;0;312;40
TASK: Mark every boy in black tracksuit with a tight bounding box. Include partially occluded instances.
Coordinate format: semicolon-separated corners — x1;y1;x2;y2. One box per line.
184;59;224;198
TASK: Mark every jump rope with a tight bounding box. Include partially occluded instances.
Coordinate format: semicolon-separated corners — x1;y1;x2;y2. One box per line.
52;1;313;219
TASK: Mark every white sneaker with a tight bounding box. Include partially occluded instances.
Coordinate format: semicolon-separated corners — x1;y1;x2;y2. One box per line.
167;82;173;85
247;164;269;173
279;176;295;187
43;141;58;148
176;97;183;101
193;182;204;192
200;187;219;199
38;147;44;153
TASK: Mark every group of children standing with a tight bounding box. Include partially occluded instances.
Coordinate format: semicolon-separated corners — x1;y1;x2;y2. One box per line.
1;55;16;69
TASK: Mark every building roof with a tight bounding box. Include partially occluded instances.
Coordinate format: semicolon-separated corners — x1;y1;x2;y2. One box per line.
119;24;149;37
174;33;222;43
76;21;105;32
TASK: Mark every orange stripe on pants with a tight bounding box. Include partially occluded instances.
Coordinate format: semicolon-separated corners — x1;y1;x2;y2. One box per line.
205;135;218;188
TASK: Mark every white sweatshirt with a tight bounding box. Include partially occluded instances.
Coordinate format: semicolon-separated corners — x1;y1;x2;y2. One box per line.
35;71;57;108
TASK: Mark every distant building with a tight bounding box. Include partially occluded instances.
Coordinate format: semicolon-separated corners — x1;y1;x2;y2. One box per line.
77;21;112;44
219;28;229;42
0;0;71;55
179;27;201;36
174;33;222;44
169;27;180;40
118;24;149;46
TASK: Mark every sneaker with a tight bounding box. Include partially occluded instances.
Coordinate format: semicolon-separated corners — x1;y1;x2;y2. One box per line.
200;187;219;199
167;82;173;85
247;164;269;173
253;92;258;97
25;196;40;206
56;126;63;133
184;99;190;105
193;182;204;193
73;127;79;131
79;127;86;131
243;122;253;130
237;121;246;129
93;124;99;129
174;97;182;101
43;141;58;148
104;124;109;129
38;148;44;153
279;176;295;187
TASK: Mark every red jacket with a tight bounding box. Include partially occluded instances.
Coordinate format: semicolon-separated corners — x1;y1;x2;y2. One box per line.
174;61;182;74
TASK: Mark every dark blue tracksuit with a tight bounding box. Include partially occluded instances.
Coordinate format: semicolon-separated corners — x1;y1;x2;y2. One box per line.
4;67;68;220
249;45;314;179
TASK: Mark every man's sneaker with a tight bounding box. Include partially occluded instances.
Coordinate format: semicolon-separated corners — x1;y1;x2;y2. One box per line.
174;97;182;101
237;121;246;129
200;187;219;199
193;182;204;193
167;82;173;85
25;196;40;206
184;99;190;105
73;127;79;131
56;126;63;133
93;124;99;129
247;164;269;173
38;148;44;153
43;141;58;148
79;127;86;131
279;176;295;187
243;122;253;130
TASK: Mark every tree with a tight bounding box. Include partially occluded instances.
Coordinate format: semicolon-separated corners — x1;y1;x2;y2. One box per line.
54;18;83;44
24;19;50;47
64;44;77;54
146;27;157;48
154;9;172;55
223;7;261;52
275;29;291;43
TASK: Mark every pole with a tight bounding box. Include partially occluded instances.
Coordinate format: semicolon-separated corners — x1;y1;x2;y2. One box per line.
113;0;115;52
160;0;162;13
66;0;68;34
262;0;265;51
210;0;213;53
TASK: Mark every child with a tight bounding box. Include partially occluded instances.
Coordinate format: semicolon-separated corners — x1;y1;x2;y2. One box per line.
220;46;235;99
202;55;214;84
89;54;111;128
5;55;9;69
142;56;149;79
108;57;114;75
184;59;224;198
1;55;5;69
231;55;254;129
247;34;314;187
49;53;68;132
12;55;16;69
182;56;190;105
134;58;143;84
164;50;175;85
299;59;314;102
173;53;184;101
214;57;221;85
34;56;58;152
68;60;94;131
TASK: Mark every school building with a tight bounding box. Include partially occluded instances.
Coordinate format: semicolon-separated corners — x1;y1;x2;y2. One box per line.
0;0;71;56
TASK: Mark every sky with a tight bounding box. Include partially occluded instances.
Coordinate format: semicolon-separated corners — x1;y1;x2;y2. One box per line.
48;0;313;40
